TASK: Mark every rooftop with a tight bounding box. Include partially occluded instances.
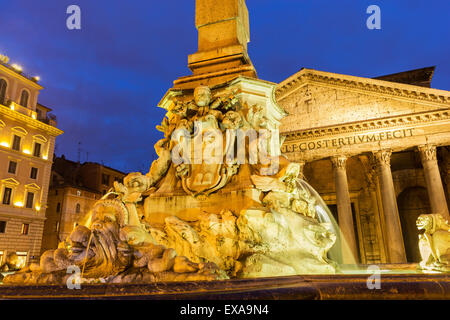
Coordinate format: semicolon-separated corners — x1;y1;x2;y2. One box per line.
0;57;42;86
373;66;436;88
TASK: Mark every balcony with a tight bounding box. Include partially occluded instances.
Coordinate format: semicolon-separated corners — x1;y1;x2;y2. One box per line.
37;113;57;127
1;100;57;127
9;101;37;119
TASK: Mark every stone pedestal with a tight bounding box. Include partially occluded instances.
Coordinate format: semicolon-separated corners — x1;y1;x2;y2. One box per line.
373;150;407;263
2;273;449;300
418;144;450;220
145;188;263;225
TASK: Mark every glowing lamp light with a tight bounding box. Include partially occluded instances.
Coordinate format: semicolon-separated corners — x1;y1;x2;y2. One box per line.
32;76;40;82
10;103;15;110
43;155;48;160
11;64;22;72
32;113;36;119
0;54;10;64
0;141;9;148
23;149;31;155
35;205;41;211
14;202;24;207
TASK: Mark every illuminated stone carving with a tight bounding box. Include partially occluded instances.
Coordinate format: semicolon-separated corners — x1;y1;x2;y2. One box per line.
373;149;392;167
331;156;347;170
4;81;339;284
417;214;450;273
418;144;437;162
3;191;226;285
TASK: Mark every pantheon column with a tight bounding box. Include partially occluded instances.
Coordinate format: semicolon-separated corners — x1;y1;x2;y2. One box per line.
373;150;407;263
331;156;359;264
418;144;450;220
298;160;306;179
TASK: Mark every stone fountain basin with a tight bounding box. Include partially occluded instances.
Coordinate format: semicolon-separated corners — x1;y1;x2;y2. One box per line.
0;265;448;300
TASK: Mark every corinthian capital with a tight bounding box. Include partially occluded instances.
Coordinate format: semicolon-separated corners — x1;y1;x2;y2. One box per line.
418;144;437;162
373;149;392;167
331;155;347;170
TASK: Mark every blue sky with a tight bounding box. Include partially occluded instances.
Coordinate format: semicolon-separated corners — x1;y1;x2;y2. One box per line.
1;0;449;173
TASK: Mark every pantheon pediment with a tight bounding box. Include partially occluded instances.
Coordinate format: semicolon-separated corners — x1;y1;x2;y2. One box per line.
276;68;450;134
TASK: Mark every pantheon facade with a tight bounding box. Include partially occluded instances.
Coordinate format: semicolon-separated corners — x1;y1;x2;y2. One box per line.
277;66;450;264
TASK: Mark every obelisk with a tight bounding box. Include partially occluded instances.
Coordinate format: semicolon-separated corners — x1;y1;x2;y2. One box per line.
173;0;257;89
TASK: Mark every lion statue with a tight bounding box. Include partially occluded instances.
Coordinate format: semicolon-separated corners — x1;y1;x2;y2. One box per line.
416;214;450;273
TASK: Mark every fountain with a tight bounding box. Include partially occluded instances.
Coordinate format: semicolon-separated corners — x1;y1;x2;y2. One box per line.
1;0;449;299
3;83;343;285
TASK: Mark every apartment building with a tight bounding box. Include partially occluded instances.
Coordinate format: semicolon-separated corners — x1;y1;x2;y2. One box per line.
0;56;63;267
41;156;125;252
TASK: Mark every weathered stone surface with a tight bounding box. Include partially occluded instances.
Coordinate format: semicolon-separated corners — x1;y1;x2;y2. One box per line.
195;0;249;52
1;273;449;300
174;0;257;89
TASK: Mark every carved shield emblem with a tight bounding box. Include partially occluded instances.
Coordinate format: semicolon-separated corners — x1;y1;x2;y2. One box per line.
179;115;237;196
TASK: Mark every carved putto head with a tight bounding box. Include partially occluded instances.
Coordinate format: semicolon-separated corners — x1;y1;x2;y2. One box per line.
221;111;243;130
194;85;212;107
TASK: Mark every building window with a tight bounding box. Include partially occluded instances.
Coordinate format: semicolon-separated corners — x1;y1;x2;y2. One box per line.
102;174;110;185
30;167;38;179
15;252;27;268
76;190;81;196
2;187;12;205
21;224;29;235
75;203;81;214
0;79;7;105
12;135;21;151
8;161;17;174
19;90;29;107
0;250;4;265
33;142;41;157
0;220;6;233
25;192;34;209
56;202;61;212
36;108;42;120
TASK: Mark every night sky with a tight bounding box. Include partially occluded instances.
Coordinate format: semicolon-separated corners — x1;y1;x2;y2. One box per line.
1;0;449;173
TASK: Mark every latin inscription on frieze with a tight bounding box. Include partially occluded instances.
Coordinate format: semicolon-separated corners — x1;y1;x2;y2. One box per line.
282;128;414;152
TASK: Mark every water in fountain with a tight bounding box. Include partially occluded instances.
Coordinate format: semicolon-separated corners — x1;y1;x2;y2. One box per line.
296;179;360;273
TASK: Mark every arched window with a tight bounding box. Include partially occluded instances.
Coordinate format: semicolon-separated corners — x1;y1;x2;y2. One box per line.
19;90;29;107
75;203;80;214
0;79;7;105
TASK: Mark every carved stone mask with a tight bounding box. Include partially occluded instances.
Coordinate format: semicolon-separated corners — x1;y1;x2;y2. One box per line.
194;86;211;107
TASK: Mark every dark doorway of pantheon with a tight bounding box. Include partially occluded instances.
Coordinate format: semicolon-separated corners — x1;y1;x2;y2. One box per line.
398;187;431;262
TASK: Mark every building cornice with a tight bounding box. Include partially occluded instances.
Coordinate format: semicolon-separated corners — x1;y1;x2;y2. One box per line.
0;104;63;137
0;145;52;164
0;209;46;222
276;69;450;106
283;108;450;141
0;64;43;90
